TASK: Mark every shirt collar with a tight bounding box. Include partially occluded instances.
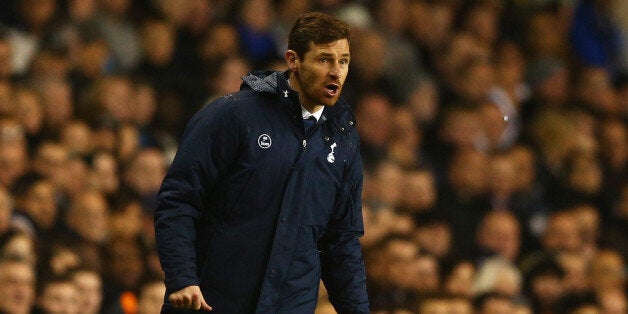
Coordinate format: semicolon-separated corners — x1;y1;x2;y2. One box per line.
301;106;324;121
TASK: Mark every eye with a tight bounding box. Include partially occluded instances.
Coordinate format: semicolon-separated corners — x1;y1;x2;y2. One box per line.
319;58;328;63
339;59;349;65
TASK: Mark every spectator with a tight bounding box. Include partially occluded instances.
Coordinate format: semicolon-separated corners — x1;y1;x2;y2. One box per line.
440;257;475;298
588;248;625;293
137;278;166;314
475;210;521;262
12;173;58;238
0;1;625;312
93;0;141;71
473;292;516;314
33;273;79;314
0;228;36;266
0;256;36;314
70;266;103;314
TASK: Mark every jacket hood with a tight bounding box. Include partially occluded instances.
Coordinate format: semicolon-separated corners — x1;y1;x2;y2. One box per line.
241;70;285;94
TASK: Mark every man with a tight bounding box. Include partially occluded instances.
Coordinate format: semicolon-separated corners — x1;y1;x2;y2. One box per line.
154;12;369;313
0;257;36;314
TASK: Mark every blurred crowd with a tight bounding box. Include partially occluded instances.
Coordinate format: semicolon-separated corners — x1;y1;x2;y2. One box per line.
0;0;626;313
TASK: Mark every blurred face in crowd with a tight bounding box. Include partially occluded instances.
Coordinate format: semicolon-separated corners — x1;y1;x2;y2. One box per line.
389;108;421;167
107;239;144;289
89;152;119;194
415;254;439;293
72;270;103;314
351;30;386;81
373;161;404;208
589;250;625;292
476;211;520;261
374;0;409;35
542;211;581;253
38;78;73;129
566;154;603;196
418;298;449;314
66;190;109;244
0;260;35;314
414;222;451;258
201;24;240;62
134;83;157;126
402;170;436;212
557;252;590;293
109;200;143;240
576;67;618;115
444;261;475;297
571;205;600;249
530;272;565;309
597;288;628;314
240;0;274;32
18;179;58;230
138;281;167;314
407;1;452;50
60;120;92;156
98;77;134;123
13;88;43;136
33;142;69;181
48;245;81;275
124;148;166;196
478;296;514;314
448;149;489;197
0;143;28;187
510;145;537;191
0;232;36;266
287;39;350;112
479;102;507;150
385;238;420;289
356;93;392;147
142;19;175;65
440;107;484;150
488;153;518;200
68;0;96;21
19;0;57;32
38;281;79;314
463;3;500;46
211;57;250;96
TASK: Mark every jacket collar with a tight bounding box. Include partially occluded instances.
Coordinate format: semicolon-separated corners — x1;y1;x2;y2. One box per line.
241;70;353;129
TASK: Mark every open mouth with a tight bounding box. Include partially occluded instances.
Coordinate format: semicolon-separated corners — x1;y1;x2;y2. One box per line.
324;83;340;97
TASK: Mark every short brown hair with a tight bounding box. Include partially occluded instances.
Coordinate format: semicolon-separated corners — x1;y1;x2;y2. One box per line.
288;12;351;59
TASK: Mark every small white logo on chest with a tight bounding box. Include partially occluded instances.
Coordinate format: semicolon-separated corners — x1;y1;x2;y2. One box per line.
283;90;289;97
327;142;337;163
258;134;272;148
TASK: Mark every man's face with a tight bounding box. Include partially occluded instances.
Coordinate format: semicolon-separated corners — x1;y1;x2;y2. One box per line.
290;39;350;111
0;262;35;314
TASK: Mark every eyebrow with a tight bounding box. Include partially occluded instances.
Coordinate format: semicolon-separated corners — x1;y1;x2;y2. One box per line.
318;52;351;58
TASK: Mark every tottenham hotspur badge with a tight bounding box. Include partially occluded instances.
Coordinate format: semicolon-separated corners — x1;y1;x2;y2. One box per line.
327;142;337;163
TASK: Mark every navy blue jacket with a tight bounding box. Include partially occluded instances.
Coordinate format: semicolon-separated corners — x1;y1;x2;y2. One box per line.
154;70;369;313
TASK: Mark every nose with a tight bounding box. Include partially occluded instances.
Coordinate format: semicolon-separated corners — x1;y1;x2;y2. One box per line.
329;62;342;80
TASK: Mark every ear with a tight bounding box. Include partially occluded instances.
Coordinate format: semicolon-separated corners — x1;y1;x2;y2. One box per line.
285;50;299;72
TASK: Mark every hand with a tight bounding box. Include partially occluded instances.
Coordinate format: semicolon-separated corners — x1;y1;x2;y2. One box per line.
168;285;213;311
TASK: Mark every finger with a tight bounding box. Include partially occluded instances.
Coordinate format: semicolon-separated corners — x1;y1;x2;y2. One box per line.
191;293;201;310
200;298;213;312
169;294;181;308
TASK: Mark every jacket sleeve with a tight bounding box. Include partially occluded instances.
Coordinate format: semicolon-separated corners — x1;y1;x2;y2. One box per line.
319;135;369;314
154;97;242;293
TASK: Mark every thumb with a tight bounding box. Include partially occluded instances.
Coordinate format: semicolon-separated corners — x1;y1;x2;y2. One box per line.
199;297;213;312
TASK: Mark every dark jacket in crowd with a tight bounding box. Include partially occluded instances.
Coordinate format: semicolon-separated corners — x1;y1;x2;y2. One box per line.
154;70;369;313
